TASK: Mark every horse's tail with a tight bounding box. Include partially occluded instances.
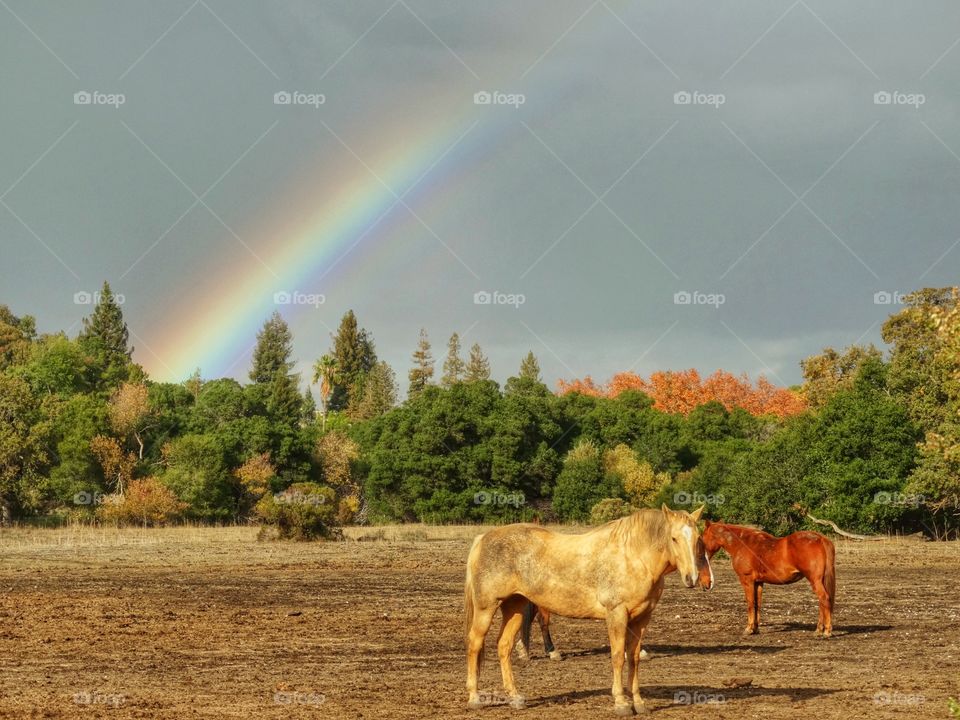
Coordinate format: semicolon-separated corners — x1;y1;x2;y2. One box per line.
823;539;836;611
520;601;537;656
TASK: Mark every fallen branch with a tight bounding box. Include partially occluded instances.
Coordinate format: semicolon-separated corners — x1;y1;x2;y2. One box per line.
803;511;881;540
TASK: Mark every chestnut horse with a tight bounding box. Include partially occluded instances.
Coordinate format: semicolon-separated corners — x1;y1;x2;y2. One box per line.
465;505;712;715
702;520;835;637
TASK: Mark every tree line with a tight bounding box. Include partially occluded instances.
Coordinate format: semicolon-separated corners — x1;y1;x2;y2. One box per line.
1;283;958;538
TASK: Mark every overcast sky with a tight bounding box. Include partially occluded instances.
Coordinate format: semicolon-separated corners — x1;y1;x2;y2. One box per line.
2;1;959;392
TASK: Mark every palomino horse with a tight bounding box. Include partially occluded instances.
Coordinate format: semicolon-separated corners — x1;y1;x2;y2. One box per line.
701;520;835;637
464;505;713;715
514;551;715;662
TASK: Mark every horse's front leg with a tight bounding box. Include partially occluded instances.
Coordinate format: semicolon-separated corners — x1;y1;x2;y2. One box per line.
756;583;763;630
605;606;632;715
740;577;758;635
624;616;650;714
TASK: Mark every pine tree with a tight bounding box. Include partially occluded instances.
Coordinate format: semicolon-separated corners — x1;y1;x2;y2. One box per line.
78;281;134;387
465;342;491;382
329;310;376;411
249;312;294;384
408;328;434;399
249;312;301;422
301;387;317;422
184;368;203;400
441;332;466;387
353;361;398;419
519;351;541;382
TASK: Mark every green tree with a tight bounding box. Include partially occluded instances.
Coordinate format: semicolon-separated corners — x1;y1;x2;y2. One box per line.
14;334;89;397
408;328;434;399
0;305;36;370
248;313;301;424
78;282;136;389
160;434;232;520
353;360;397;419
800;344;883;409
552;440;621;522
518;351;541;382
328;310;376;411
465;342;490;383
311;354;337;430
0;374;51;521
441;332;466;387
249;312;294;384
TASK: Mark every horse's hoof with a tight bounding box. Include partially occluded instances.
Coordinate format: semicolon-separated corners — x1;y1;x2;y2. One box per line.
634;702;651;715
821;631;832;639
467;699;484;710
638;649;650;661
549;650;563;661
614;702;634;716
509;695;526;710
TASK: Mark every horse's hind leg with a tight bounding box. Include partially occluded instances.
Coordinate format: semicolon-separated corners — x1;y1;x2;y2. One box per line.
539;609;562;660
467;605;496;708
496;596;527;709
809;576;831;637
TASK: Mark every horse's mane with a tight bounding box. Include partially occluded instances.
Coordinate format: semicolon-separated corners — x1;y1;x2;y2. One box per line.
608;509;668;551
717;522;774;540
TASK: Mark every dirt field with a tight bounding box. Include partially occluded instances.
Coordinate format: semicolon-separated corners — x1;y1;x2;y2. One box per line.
0;525;957;719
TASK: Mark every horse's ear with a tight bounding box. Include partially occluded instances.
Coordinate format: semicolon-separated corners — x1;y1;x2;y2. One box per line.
690;505;705;522
660;503;671;515
704;518;712;527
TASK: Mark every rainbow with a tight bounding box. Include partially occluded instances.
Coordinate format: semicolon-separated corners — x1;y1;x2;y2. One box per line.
144;9;622;382
149;105;501;381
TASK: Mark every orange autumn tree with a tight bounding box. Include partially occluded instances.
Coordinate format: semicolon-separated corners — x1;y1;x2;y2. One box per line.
558;369;806;418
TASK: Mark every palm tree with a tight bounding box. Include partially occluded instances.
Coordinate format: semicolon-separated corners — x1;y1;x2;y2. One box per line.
311;354;337;431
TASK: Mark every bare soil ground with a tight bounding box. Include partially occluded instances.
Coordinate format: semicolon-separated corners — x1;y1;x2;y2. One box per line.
0;525;958;719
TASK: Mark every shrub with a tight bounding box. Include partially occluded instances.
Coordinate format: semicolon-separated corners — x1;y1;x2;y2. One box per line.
255;482;341;541
553;440;623;522
589;498;637;524
96;477;186;526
